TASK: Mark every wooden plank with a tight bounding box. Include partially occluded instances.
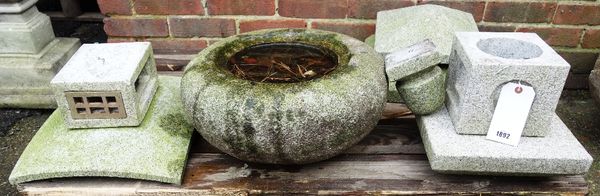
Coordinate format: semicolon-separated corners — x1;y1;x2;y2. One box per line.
59;0;82;17
155;54;195;71
15;104;588;195
18;153;588;195
158;71;183;76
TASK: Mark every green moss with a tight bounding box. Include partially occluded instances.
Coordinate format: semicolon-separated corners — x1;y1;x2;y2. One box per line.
9;76;193;185
185;29;355;91
181;29;387;164
159;113;192;139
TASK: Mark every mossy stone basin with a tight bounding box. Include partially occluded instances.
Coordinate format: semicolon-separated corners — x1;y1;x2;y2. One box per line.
181;29;387;164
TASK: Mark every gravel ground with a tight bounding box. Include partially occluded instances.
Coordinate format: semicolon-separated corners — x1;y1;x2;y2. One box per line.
0;110;51;196
0;90;599;195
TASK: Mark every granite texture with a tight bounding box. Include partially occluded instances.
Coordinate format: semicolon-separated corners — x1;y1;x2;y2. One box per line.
446;32;570;136
0;38;80;109
375;4;478;64
0;6;55;54
385;39;442;82
418;105;593;176
387;82;403;103
365;34;375;48
396;66;445;115
9;76;193;185
182;28;387;164
51;42;158;129
0;0;35;13
364;34;402;103
591;69;600;106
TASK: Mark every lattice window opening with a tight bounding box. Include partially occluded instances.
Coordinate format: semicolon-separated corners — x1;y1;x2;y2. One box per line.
65;92;127;119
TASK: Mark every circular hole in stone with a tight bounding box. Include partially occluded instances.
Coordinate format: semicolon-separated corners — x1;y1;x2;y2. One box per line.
476;38;543;59
226;42;339;83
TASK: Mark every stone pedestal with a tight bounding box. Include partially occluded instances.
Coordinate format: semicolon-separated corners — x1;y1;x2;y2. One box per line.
0;0;80;108
417;32;592;176
446;32;570;136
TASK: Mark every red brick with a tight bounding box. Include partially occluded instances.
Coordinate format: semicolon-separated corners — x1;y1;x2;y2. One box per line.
103;18;168;37
108;38;207;54
169;17;236;37
516;27;583;47
107;38;136;43
417;0;485;22
207;39;224;45
312;22;375;40
557;50;599;73
239;19;306;33
134;0;204;15
477;24;516;32
583;29;600;48
145;39;208;54
553;4;600;25
98;0;132;15
279;0;347;19
348;0;414;19
484;2;556;23
207;0;275;15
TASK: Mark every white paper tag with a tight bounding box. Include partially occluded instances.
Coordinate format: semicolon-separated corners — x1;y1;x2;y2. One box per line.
485;82;535;146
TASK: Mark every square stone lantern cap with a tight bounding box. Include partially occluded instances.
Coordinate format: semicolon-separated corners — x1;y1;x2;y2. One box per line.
50;42;157;128
52;42;152;87
375;4;478;64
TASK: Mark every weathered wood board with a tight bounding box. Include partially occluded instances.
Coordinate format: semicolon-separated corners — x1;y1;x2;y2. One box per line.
17;105;588;195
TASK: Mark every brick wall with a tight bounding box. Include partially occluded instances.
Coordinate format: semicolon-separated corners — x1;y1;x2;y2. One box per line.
98;0;600;89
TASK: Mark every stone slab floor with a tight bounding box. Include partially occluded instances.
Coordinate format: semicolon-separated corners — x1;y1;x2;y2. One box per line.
1;90;599;195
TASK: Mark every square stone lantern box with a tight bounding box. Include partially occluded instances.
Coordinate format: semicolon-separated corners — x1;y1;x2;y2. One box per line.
51;42;158;129
445;32;570;137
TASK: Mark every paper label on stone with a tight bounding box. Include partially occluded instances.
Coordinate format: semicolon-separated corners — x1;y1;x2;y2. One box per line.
485;82;535;146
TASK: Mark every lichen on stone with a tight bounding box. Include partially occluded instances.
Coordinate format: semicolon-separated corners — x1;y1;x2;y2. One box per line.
181;28;387;164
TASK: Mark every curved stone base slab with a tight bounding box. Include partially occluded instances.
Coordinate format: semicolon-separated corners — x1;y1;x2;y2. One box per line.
9;76;193;185
417;105;593;176
0;37;80;108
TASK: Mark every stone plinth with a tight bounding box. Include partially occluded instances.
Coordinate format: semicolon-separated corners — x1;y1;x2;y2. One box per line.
0;38;80;108
0;1;81;108
446;32;570;136
0;0;36;13
51;42;158;129
0;6;55;54
9;76;193;185
418;105;592;176
375;5;478;64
